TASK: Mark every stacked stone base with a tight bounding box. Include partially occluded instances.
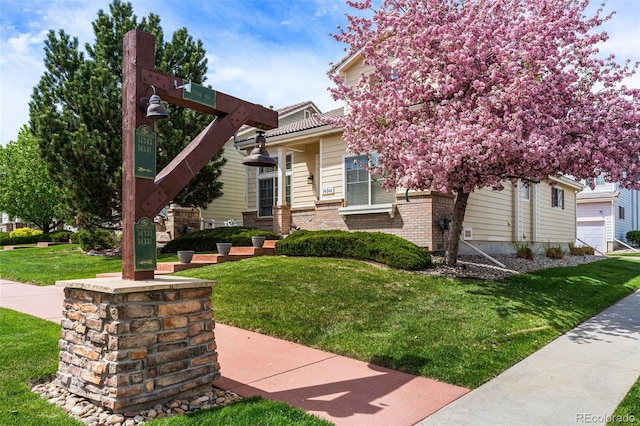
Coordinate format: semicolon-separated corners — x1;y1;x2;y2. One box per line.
55;277;219;413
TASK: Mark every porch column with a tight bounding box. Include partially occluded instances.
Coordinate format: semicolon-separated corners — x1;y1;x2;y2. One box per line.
273;146;290;234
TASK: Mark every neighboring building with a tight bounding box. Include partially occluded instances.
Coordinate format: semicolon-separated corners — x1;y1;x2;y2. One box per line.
576;176;640;253
0;213;26;233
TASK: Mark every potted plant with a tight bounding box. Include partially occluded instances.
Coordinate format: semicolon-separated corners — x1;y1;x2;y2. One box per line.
251;235;266;248
177;250;194;264
216;242;232;255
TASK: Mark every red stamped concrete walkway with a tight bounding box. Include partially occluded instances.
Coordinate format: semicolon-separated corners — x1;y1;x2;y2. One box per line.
0;278;468;425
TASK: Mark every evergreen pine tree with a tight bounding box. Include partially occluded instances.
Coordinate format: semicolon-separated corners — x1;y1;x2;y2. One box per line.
29;0;225;228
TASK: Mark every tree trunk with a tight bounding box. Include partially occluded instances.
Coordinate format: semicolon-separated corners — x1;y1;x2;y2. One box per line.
444;190;470;266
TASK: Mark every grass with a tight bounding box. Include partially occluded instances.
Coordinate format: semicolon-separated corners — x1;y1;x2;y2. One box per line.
0;244;176;285
0;309;81;426
608;377;640;425
0;309;332;426
609;251;640;258
176;256;640;388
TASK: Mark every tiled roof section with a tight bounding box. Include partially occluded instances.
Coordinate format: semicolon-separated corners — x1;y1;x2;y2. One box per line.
236;101;320;134
577;190;620;200
265;107;344;138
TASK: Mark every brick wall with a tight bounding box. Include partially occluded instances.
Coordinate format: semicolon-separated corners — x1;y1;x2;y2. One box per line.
290;193;453;250
241;192;454;250
56;280;218;413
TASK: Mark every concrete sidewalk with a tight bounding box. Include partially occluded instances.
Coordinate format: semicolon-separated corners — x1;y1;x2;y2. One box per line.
0;278;468;426
418;288;640;426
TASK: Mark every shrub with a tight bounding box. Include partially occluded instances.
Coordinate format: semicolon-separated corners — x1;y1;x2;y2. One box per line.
275;230;431;270
626;230;640;246
513;240;535;260
160;227;280;253
0;235;42;246
542;242;566;259
49;230;74;242
71;228;119;251
568;243;584;256
9;227;43;238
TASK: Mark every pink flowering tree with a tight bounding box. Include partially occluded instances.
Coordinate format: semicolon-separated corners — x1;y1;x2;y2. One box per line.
329;0;640;265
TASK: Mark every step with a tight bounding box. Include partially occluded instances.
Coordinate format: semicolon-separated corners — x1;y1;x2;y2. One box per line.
94;240;279;278
37;242;71;247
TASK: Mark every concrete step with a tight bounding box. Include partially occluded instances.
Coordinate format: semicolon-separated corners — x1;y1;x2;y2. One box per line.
96;240;280;277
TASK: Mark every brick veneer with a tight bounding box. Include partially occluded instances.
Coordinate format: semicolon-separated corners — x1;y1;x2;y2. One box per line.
243;191;454;250
55;277;219;413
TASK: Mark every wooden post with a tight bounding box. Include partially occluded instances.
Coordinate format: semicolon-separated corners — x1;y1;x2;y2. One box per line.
122;29;156;280
121;29;277;280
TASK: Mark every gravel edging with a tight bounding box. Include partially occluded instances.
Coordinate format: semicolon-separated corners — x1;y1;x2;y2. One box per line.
32;381;240;425
424;254;608;280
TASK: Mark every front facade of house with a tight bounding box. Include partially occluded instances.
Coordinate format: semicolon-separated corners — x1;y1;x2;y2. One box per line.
211;54;581;255
235;105;582;255
576;178;640;253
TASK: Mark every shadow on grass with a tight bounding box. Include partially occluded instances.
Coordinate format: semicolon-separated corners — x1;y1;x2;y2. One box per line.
464;258;640;338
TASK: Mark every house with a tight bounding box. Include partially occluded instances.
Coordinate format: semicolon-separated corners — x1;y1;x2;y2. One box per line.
197;52;583;256
576;177;640;253
233;103;583;255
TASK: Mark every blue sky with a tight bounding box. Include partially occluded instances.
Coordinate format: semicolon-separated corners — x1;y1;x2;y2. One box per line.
1;0;638;146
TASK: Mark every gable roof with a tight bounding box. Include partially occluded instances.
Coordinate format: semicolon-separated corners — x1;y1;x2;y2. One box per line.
235;105;344;148
233;101;322;139
265;107;344;138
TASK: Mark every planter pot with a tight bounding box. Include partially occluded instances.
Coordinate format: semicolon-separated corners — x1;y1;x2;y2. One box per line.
251;236;266;248
177;250;194;264
216;242;232;255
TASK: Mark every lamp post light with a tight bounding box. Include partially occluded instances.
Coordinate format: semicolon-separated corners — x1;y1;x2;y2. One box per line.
242;130;277;167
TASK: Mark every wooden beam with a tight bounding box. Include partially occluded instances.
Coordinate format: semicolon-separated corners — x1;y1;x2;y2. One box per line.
140;105;250;218
141;69;278;130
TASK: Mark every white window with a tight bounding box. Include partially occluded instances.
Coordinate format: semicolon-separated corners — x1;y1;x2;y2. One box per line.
345;154;395;207
619;206;625;220
551;187;564;209
257;153;292;217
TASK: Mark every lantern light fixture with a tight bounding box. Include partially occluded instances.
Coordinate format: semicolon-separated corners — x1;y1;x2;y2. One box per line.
242;131;277;167
139;85;169;120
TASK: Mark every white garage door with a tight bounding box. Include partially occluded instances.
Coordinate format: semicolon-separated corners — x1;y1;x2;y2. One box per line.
577;221;606;253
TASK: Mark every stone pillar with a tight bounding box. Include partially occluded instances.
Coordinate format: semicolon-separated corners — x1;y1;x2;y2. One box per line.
55;276;219;413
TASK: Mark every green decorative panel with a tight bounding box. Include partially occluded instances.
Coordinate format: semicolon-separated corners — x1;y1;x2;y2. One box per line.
134;125;156;179
134;217;156;271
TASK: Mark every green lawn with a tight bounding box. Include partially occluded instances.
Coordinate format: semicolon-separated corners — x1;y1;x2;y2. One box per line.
176;256;640;388
0;244;176;285
1;247;638;421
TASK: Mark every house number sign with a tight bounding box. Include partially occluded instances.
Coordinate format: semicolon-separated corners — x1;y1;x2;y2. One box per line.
133;217;156;271
134;125;156;179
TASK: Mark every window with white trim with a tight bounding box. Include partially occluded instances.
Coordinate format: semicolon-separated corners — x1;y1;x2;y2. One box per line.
257;153;292;217
619;206;625;220
345;154;395;207
551;187;564;209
